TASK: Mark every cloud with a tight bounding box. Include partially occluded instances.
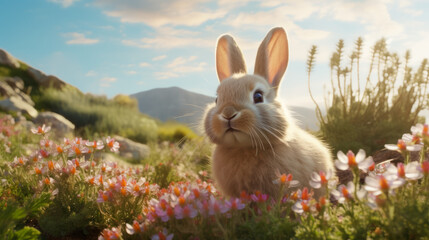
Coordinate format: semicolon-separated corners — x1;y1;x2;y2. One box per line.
122;27;213;49
155;56;207;79
85;70;97;77
152;55;167;61
100;77;117;82
139;62;151;67
48;0;79;7
126;70;137;75
94;0;226;27
64;32;99;45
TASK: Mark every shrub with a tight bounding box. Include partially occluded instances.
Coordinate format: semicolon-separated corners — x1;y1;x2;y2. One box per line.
308;39;429;154
35;87;158;143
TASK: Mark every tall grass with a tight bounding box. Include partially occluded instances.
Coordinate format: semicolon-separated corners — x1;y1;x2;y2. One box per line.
35;87;158;143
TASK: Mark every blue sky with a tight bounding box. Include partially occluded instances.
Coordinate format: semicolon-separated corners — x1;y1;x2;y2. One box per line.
1;0;428;109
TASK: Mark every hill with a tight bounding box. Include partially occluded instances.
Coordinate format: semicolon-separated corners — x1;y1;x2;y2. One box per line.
131;87;320;131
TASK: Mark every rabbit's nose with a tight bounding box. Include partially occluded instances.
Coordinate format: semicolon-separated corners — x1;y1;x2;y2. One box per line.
222;106;238;120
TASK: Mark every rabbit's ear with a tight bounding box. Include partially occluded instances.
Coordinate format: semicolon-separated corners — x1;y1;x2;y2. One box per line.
216;35;247;82
254;27;289;90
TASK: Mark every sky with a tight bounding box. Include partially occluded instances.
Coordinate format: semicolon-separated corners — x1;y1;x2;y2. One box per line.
1;0;428;109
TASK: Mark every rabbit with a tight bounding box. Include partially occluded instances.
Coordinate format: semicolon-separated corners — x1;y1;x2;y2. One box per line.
203;27;334;198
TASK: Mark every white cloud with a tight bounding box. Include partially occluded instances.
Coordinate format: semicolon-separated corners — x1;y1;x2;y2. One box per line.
139;62;151;67
126;70;137;75
155;56;207;79
152;55;167;61
48;0;79;8
64;32;99;45
85;70;97;77
100;77;117;82
122;27;214;49
94;0;226;27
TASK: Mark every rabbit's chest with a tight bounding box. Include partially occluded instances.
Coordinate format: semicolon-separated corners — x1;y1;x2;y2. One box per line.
212;148;280;196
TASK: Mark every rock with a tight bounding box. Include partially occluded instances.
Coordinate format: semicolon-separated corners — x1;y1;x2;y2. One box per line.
33;112;75;138
0;80;35;106
0;49;20;68
114;136;150;161
0;81;16;97
27;67;66;89
2;76;25;90
0;96;38;118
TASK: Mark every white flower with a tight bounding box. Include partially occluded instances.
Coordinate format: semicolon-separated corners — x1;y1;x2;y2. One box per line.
331;182;366;203
385;162;423;181
364;174;405;195
309;169;337;189
335;149;374;171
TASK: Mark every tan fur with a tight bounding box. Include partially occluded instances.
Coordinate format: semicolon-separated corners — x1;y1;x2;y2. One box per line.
204;27;334;198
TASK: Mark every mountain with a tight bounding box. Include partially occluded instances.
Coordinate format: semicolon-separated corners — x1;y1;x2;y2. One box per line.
131;87;320;132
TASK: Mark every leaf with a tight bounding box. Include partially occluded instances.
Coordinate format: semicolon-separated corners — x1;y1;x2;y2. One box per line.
12;226;40;240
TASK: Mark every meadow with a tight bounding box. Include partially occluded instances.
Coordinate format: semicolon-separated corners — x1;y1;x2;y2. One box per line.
1;113;429;240
1;37;429;239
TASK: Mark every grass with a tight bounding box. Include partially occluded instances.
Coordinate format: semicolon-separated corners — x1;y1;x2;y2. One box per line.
1;114;429;239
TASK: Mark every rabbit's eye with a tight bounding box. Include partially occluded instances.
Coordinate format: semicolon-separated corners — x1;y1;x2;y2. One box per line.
253;91;263;104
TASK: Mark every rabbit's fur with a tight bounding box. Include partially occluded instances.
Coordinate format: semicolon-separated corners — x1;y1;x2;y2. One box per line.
204;27;334;198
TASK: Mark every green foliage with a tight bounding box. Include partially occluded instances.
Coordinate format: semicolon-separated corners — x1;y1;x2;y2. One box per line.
308;38;429;154
0;192;51;240
157;121;198;142
35;87;158;143
0;63;41;97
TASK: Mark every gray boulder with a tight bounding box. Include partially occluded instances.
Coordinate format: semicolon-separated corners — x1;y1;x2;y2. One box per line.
2;76;25;91
27;67;66;89
114;136;150;161
33;112;75;137
0;80;35;106
0;49;20;68
0;96;38;118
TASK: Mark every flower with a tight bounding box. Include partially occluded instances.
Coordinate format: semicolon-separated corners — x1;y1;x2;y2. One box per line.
419;160;429;177
126;220;145;235
273;172;300;188
364;174;405;195
335;149;374;172
106;136;120;152
292;199;313;214
98;227;121;240
151;228;173;240
225;198;246;210
31;124;51;135
86;140;104;150
309;169;337;189
174;204;198;219
385;139;422;152
386;162;423;181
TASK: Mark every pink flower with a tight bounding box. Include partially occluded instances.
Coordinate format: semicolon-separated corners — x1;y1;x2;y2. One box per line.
106;136;120;152
97;190;112;203
419;160;429;177
335;149;374;171
151;228;173;240
225;198;246;210
98;227;121;240
174;204;198;219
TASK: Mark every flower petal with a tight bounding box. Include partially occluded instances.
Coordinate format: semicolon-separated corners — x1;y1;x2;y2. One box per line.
355;149;366;163
335;160;349;170
337;151;348;164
